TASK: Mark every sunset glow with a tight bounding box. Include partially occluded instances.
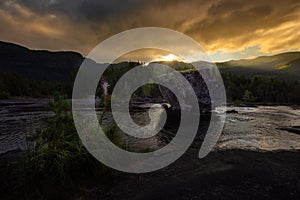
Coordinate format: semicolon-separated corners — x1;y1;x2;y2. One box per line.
0;0;299;62
158;54;181;62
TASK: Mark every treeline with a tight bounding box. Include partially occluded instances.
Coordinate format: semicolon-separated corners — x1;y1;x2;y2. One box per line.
222;73;300;104
0;73;72;98
102;62;162;99
1;66;299;105
0;62;142;99
103;63;300;104
102;61;141;95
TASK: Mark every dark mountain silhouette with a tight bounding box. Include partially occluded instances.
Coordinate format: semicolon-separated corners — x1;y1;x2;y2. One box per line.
156;53;300;81
0;41;299;81
0;41;84;81
216;52;300;81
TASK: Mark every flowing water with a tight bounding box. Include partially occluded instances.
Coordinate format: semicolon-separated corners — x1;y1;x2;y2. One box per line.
1;99;300;155
218;106;300;151
0;99;53;154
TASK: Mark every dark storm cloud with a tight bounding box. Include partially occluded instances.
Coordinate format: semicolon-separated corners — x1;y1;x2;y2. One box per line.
15;0;142;22
0;0;300;61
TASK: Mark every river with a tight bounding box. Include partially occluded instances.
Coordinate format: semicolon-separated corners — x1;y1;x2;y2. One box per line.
0;99;300;155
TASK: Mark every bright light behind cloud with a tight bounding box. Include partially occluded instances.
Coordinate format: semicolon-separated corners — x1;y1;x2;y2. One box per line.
160;54;176;61
0;0;299;62
157;54;185;62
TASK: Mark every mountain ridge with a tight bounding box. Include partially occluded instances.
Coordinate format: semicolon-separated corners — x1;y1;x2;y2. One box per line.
0;41;299;81
215;51;300;80
0;41;84;81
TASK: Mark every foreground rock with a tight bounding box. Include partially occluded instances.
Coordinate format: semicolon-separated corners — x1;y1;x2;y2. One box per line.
84;149;300;199
226;109;238;114
159;69;214;111
278;126;300;135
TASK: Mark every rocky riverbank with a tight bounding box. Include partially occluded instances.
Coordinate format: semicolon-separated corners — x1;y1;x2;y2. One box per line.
83;149;300;200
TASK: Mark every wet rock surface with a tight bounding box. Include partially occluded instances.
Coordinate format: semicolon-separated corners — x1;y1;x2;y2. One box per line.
278;126;300;135
85;149;300;200
159;70;212;110
226;109;238;114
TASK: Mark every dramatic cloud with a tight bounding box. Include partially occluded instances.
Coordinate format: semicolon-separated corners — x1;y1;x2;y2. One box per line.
0;0;299;61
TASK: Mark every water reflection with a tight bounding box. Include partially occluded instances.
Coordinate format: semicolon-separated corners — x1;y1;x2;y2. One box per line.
1;100;300;155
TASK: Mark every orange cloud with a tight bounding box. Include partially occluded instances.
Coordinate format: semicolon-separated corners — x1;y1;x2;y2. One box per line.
0;0;299;61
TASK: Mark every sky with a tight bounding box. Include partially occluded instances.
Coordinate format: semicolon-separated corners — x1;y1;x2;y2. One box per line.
0;0;300;62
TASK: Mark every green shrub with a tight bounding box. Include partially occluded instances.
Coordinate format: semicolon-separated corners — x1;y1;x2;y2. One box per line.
0;91;10;99
17;95;119;199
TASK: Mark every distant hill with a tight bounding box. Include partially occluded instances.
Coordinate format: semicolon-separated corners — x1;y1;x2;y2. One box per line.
0;41;84;81
0;41;141;81
216;52;300;81
154;61;194;71
0;41;299;81
156;52;300;81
